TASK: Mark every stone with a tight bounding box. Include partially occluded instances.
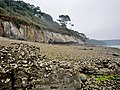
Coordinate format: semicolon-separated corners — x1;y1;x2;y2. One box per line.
50;84;59;89
0;43;119;90
112;53;120;56
79;73;87;82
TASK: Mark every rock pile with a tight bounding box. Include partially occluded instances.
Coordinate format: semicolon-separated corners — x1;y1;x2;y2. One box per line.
0;43;84;90
77;59;120;90
79;59;120;75
0;43;120;90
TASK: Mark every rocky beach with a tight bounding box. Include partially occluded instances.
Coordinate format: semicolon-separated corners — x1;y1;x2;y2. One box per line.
0;0;120;90
0;37;120;90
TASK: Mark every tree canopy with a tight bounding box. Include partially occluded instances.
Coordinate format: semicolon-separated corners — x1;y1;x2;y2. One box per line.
58;15;71;27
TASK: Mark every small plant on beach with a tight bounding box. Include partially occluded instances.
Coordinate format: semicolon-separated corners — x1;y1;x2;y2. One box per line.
95;75;115;82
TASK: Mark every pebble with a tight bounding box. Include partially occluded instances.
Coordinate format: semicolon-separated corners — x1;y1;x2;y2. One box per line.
0;43;119;90
79;73;87;82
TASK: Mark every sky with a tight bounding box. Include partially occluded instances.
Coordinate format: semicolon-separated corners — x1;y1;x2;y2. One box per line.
23;0;120;40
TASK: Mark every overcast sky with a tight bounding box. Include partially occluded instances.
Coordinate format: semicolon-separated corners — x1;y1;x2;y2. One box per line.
23;0;120;40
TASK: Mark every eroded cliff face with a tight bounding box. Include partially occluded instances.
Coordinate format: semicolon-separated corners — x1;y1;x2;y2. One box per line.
0;21;85;44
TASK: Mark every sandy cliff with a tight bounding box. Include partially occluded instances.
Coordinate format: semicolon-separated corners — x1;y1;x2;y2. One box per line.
0;21;85;44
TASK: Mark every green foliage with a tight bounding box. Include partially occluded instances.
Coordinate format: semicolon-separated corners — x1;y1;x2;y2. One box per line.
0;0;6;8
42;13;53;22
0;7;6;13
95;75;115;81
12;18;22;29
58;15;71;27
94;75;120;84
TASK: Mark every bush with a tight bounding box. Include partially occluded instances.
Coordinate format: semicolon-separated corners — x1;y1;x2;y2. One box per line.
12;18;21;29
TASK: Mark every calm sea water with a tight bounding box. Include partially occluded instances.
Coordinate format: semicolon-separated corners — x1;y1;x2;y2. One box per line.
107;45;120;49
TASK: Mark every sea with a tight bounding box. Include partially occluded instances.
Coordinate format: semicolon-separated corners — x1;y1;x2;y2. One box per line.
106;45;120;49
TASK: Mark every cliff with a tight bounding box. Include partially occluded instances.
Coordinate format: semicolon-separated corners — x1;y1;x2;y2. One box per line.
0;21;85;44
0;0;87;44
